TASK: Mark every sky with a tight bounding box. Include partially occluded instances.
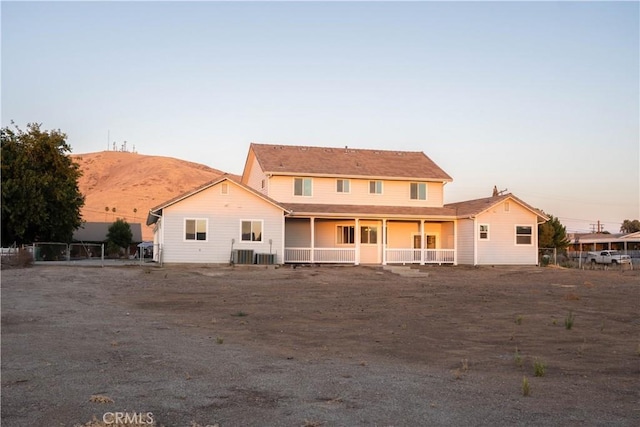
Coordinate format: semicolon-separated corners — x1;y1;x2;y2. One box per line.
2;1;639;233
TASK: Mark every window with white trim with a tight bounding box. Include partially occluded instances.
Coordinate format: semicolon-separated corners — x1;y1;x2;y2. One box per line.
410;182;427;200
479;224;489;240
369;180;383;194
515;225;533;245
361;226;378;244
185;219;207;241
241;220;263;242
336;179;350;193
337;225;355;244
294;177;312;196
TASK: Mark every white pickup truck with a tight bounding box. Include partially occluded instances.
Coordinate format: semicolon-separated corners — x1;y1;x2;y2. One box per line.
587;250;631;265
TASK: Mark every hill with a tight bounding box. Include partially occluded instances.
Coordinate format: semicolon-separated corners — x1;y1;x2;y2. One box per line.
72;151;231;241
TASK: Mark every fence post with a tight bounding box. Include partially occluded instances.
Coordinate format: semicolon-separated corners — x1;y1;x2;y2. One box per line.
66;244;71;264
101;243;104;268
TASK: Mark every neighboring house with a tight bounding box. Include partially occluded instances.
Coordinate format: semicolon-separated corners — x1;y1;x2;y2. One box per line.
148;143;549;265
568;232;640;253
147;175;288;264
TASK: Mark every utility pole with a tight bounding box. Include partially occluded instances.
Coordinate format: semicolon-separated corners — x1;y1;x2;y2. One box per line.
590;221;604;233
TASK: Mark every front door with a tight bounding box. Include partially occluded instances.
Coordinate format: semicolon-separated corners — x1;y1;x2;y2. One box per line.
360;223;380;264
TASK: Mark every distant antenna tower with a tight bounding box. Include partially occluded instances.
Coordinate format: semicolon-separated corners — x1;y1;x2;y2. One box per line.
132;143;136;153
113;141;117;151
123;140;127;152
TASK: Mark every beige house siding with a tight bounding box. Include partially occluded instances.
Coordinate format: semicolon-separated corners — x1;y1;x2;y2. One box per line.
456;219;475;265
265;175;444;207
242;150;269;196
475;201;539;265
160;181;284;264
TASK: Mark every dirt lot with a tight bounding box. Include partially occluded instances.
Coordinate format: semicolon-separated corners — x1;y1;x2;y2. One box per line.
2;263;639;426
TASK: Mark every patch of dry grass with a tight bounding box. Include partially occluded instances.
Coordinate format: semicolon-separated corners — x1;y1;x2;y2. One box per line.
89;395;114;404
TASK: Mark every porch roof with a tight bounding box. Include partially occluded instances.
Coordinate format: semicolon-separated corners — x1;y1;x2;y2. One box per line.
282;203;457;219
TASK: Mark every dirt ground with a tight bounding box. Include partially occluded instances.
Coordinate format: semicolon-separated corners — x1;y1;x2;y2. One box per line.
2;263;639;426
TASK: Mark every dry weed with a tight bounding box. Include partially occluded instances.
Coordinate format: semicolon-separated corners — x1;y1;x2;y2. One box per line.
564;292;580;301
89;395;114;404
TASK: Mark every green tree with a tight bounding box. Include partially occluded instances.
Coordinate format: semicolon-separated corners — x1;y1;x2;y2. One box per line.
1;122;84;246
538;215;570;250
106;218;132;255
620;219;640;234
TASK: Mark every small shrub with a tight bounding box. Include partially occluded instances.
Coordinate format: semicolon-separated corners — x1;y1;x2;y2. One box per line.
564;292;580;301
216;337;224;344
452;368;462;380
1;249;34;269
514;348;523;367
522;376;530;396
461;358;469;372
565;311;575;330
231;311;248;317
533;359;546;377
515;315;523;325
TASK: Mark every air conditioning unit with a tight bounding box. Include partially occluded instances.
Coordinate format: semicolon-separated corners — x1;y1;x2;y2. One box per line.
255;253;276;265
232;249;254;264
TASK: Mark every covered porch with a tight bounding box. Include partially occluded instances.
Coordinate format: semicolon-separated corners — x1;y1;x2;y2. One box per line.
283;216;456;265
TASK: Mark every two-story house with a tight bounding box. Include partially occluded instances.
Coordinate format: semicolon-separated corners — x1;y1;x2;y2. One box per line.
147;143;548;265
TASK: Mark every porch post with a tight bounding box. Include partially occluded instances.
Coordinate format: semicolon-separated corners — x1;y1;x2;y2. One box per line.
453;219;458;265
310;217;315;263
382;219;387;265
355;218;360;265
420;220;425;265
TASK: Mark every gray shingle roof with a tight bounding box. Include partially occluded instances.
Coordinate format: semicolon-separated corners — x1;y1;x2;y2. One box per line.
73;222;143;243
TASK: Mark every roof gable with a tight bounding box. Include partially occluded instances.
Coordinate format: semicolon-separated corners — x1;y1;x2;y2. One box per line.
146;174;288;225
445;193;548;222
247;143;453;181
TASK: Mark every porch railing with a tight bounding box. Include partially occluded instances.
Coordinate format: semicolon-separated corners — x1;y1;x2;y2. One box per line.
285;247;356;263
285;247;454;264
385;248;455;264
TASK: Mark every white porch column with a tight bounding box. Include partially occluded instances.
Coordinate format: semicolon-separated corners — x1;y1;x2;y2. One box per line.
453;219;458;265
310;217;315;263
473;217;478;266
355;218;360;265
420;220;425;265
382;219;387;265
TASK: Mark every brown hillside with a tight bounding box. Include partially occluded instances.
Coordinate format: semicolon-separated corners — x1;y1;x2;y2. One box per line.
72;151;231;241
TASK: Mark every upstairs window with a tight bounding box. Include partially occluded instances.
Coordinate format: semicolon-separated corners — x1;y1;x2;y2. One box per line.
221;183;229;195
337;225;355;244
241;220;263;242
369;180;383;194
185;219;207;241
516;225;532;245
479;224;489;240
504;201;510;212
336;179;350;193
410;182;427;200
294;177;312;196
